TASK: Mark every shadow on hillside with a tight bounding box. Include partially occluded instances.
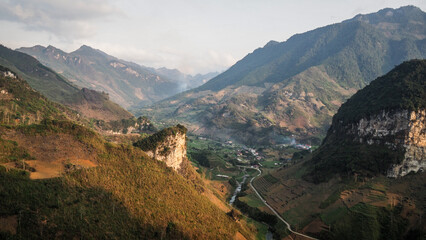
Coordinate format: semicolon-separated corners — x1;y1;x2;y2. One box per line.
0;166;190;239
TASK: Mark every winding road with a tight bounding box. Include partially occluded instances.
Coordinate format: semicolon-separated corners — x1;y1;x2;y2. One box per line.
240;166;318;240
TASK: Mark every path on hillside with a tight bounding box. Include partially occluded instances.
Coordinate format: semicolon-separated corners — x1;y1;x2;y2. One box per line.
239;166;318;240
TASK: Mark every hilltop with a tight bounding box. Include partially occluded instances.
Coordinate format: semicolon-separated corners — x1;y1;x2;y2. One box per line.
139;6;426;145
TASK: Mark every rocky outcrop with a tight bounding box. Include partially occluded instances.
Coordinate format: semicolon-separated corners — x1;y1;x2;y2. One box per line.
342;109;425;177
145;131;187;171
387;110;426;177
133;125;188;171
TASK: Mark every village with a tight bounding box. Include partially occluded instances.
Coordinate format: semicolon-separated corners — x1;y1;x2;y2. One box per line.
187;135;314;181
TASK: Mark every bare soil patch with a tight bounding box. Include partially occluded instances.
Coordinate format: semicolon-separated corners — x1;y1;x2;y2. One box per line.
1;130;97;179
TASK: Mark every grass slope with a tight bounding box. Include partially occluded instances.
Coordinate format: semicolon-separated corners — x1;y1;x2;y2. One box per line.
0;67;251;239
0;121;247;239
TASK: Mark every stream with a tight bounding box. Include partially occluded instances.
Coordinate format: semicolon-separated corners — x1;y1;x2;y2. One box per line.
229;174;248;205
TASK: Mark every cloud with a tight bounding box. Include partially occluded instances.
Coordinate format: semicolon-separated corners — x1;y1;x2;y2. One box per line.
0;0;121;39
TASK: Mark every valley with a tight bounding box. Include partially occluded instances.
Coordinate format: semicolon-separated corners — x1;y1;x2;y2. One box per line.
0;3;425;240
138;6;426;146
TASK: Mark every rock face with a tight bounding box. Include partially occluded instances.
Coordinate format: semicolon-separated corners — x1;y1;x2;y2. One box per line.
306;60;426;182
145;131;187;171
133;125;188;171
342;109;426;177
387;110;426;177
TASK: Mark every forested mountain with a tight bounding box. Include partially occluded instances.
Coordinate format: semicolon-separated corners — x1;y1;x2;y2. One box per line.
140;6;426;145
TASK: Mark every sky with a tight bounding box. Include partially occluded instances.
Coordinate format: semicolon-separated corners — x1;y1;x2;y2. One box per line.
0;0;425;75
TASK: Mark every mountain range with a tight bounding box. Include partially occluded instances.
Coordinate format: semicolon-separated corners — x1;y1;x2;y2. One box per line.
0;4;425;240
138;6;426;145
0;45;133;122
17;45;218;109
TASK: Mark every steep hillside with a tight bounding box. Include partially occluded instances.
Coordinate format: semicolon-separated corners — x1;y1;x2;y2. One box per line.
0;122;253;239
0;66;79;125
306;59;426;183
0;45;133;123
139;6;426;145
248;61;426;240
0;71;255;239
18;45;218;109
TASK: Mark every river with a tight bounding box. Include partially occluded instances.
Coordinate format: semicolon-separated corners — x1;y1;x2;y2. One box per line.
229;174;248;205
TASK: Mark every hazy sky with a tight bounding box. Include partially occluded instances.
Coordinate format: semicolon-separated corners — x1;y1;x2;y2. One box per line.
1;0;425;74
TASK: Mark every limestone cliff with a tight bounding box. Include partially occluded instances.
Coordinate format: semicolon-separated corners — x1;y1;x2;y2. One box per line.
387;110;426;177
306;60;426;183
145;131;187;171
133;125;188;171
339;109;426;177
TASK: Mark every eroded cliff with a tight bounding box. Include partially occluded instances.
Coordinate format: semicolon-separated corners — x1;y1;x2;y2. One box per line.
133;124;188;171
145;131;187;171
306;60;426;182
339;109;425;177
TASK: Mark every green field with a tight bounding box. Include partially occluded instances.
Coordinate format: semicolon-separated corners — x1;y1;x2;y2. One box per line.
240;193;266;208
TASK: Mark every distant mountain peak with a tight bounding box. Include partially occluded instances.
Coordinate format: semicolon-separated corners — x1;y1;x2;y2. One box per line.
78;44;93;50
45;45;67;55
264;40;279;47
348;5;425;24
72;45;108;57
46;45;58;49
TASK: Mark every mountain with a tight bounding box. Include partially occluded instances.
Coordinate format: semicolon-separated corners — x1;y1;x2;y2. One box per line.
249;61;426;239
306;59;426;183
0;67;255;239
0;45;133;122
139;6;426;145
18;45;218;109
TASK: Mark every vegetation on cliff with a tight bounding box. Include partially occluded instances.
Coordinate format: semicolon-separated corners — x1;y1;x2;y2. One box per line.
305;60;426;183
133;124;187;152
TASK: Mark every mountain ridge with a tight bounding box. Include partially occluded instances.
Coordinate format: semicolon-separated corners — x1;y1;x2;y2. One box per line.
0;45;134;122
139;6;426;145
18;45;219;109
